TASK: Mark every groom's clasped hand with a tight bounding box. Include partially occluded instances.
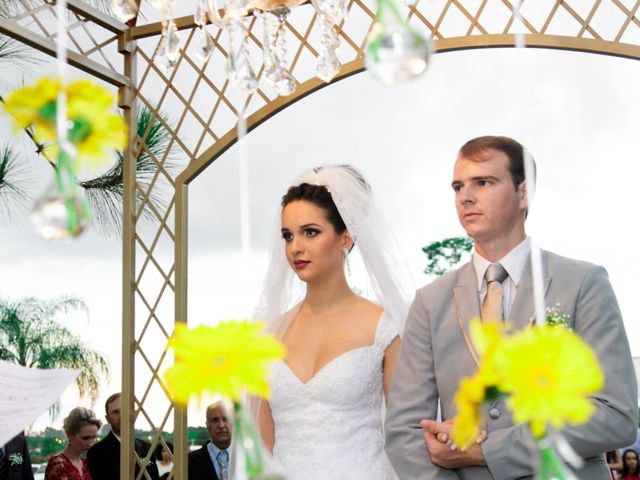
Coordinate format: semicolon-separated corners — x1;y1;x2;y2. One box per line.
420;419;487;469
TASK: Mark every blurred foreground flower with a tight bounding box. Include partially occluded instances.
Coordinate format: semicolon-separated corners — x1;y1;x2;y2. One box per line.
494;325;603;438
165;320;285;404
3;77;126;169
452;319;506;448
452;318;604;479
165;320;287;479
2;76;126;238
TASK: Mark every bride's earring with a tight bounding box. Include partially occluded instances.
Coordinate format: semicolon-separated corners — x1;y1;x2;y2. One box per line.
343;248;351;276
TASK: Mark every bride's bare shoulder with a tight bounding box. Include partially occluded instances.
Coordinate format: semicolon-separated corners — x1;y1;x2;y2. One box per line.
350;296;383;329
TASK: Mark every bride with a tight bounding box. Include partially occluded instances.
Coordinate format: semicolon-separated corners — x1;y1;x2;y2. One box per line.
255;164;413;480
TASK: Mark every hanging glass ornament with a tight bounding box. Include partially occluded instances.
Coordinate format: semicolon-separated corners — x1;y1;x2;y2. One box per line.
534;435;578;480
230;401;286;480
365;0;430;85
32;182;90;240
110;0;138;22
32;144;90;240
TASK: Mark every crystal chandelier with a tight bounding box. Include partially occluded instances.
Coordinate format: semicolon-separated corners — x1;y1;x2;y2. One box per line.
111;0;429;96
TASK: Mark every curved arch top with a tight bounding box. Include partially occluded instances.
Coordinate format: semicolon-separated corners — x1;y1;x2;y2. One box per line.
178;32;640;187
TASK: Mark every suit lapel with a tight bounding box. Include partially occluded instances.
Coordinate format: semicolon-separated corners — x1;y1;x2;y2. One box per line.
200;443;219;480
507;250;551;330
454;263;482;367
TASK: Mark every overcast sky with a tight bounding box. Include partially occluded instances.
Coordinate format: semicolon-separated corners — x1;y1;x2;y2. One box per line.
2;41;639;430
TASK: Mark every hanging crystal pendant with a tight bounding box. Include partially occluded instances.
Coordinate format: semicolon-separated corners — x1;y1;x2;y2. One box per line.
149;0;166;10
164;20;181;62
207;0;225;27
195;0;208;26
226;20;258;94
224;0;251;23
155;35;176;75
259;11;277;81
315;16;340;82
32;145;90;240
365;0;430;84
316;0;347;23
111;0;138;22
195;27;215;64
263;6;298;96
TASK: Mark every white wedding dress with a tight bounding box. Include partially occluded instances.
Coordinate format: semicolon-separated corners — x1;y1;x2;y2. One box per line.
268;313;400;480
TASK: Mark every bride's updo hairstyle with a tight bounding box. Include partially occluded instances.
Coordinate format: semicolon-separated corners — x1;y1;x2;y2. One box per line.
280;165;370;236
63;406;101;435
281;183;347;235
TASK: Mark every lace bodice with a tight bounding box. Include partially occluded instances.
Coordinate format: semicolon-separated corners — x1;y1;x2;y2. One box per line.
268;313;399;480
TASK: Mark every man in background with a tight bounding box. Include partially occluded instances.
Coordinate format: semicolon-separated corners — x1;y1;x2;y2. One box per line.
0;433;34;480
87;393;159;480
188;402;232;480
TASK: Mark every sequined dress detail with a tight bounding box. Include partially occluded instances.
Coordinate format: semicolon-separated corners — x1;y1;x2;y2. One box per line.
268;313;399;480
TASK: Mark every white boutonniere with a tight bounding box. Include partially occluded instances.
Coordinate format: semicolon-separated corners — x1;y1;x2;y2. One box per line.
8;452;24;466
545;304;570;328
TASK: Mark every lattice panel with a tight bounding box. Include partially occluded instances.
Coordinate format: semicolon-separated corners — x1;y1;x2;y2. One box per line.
2;0;123;78
4;1;640;479
128;2;640;478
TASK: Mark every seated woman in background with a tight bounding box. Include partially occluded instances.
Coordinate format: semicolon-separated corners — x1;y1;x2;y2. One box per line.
620;449;640;480
45;407;100;480
155;442;173;480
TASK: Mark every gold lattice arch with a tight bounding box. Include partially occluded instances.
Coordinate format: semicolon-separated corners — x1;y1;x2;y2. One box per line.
2;1;640;478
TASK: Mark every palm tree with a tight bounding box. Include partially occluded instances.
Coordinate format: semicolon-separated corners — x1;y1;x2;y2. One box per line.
0;296;110;415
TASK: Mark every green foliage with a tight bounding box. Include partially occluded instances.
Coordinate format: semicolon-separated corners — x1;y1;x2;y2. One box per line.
80;105;179;237
0;296;110;416
0;144;32;222
422;236;473;277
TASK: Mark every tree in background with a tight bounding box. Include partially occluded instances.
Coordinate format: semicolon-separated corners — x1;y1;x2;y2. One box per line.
0;295;110;416
422;236;473;277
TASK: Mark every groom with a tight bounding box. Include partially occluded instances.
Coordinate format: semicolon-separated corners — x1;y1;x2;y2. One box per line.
385;136;637;479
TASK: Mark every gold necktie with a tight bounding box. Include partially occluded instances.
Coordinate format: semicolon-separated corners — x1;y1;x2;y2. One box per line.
481;263;508;322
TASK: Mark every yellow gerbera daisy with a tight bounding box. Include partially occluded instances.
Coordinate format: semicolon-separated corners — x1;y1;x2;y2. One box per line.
452;376;484;448
493;326;604;438
452;319;506;447
3;77;126;168
165;320;286;404
2;77;59;139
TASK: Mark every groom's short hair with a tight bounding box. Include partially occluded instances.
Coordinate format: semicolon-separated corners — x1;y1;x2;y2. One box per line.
459;135;536;190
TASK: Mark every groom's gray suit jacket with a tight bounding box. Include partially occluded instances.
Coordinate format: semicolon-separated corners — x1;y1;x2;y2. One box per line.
385;250;637;480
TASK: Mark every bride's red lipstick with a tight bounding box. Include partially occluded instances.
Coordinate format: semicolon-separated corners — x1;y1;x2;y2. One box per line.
294;260;310;269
